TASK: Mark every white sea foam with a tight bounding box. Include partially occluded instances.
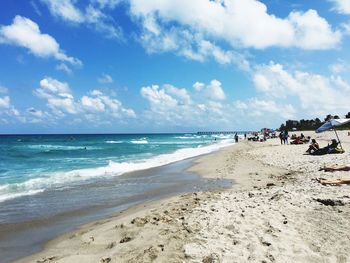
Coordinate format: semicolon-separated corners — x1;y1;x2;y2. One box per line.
0;139;234;203
152;141;205;145
174;136;196;139
26;145;99;150
0;189;44;203
130;140;148;144
105;140;123;144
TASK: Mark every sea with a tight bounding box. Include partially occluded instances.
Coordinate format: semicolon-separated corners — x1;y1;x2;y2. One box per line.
0;133;236;262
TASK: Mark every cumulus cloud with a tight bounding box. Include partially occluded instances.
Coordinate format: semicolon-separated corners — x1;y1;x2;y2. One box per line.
193;82;205;91
34;77;136;120
0;94;22;121
0;16;82;65
41;0;123;40
129;0;341;50
207;80;226;100
252;62;350;117
330;0;350;14
140;80;232;129
192;80;226;100
98;73;114;84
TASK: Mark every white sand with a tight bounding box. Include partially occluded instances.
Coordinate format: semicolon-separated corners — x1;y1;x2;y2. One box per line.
15;130;350;263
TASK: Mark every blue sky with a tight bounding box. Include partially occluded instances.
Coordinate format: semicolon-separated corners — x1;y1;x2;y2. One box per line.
1;0;350;133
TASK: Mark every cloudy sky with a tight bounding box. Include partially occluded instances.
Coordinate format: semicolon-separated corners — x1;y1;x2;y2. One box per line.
1;0;350;133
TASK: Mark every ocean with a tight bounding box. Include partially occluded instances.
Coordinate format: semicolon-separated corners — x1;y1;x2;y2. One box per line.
0;133;235;262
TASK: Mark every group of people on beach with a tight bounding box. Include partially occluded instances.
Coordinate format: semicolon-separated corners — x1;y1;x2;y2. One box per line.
276;130;349;185
278;130;344;156
306;138;343;155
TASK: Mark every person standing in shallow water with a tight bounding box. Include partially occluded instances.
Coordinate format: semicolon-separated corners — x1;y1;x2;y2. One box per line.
234;133;239;143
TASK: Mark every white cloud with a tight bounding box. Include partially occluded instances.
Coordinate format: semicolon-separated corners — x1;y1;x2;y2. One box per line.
56;63;73;75
138;23;251;70
164;84;191;104
92;0;122;9
41;0;123;40
193;82;205;91
207;79;226;100
252;62;350;117
0;16;82;65
30;1;42;16
35;77;78;114
39;77;71;94
341;22;350;35
81;95;106;112
141;85;178;110
90;89;103;96
233;98;297;127
98;73;113;84
0;95;22;121
287;10;340;50
329;60;350;74
192;79;226;100
25;107;53;123
27;107;45;118
140;81;233;129
35;77;135;120
129;0;341;50
330;0;350;14
0;85;8;94
41;0;84;23
0;96;10;108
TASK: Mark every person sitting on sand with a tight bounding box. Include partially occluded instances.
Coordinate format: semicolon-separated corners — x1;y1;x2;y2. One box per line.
325;139;339;153
319;164;350;172
306;139;319;153
291;136;304;144
309;139;344;155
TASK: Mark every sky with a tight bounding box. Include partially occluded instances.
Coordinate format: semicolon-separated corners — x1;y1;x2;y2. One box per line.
1;0;350;134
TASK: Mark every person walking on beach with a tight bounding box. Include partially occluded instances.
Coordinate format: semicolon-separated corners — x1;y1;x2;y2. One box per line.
283;130;289;144
235;133;239;143
278;132;283;144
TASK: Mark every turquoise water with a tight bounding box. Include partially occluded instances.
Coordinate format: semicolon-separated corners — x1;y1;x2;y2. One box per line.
0;133;234;202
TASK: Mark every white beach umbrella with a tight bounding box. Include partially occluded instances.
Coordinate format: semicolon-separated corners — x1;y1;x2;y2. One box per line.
316;118;350;150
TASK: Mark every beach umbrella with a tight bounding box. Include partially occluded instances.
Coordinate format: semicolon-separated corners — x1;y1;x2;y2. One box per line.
316;118;350;150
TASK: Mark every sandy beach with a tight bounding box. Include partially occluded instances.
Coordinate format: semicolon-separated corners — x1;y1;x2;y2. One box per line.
15;130;350;263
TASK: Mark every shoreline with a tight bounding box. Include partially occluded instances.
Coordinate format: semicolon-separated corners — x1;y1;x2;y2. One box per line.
2;144;234;263
13;140;270;263
14;130;350;262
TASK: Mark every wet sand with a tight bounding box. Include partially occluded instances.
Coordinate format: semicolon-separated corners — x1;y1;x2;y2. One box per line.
1;158;232;263
14;130;350;263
